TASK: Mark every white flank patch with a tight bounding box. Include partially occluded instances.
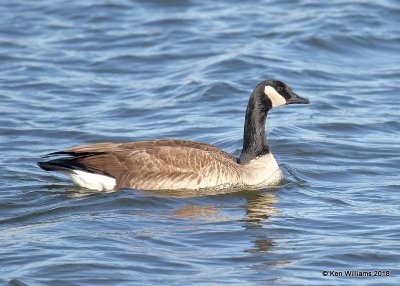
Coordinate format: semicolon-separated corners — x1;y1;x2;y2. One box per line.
264;85;286;108
65;170;116;191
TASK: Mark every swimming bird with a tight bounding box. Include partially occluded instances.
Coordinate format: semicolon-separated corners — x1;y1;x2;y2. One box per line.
38;80;309;192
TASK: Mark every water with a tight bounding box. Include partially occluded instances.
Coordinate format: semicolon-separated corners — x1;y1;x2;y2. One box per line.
1;0;399;285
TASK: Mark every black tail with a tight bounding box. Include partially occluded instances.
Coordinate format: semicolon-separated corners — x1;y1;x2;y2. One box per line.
37;158;86;173
37;154;110;177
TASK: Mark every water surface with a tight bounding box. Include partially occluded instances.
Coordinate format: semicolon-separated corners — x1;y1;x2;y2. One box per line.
1;0;399;285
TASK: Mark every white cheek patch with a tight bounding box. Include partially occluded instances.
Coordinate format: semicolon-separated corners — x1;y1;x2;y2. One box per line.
264;85;286;108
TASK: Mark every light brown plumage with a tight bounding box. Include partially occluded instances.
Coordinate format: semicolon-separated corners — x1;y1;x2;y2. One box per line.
59;139;247;191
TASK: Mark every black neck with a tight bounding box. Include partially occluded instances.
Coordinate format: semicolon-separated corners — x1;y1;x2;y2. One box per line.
239;87;271;164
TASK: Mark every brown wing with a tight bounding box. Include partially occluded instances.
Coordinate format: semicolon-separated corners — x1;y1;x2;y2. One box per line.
59;139;240;190
63;139;236;160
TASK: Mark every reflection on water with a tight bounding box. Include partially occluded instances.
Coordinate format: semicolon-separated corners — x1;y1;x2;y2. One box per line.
170;204;219;220
168;191;278;257
241;192;277;256
169;190;277;222
242;191;278;227
246;238;274;254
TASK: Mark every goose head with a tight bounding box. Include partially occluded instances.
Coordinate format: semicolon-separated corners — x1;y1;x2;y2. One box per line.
240;79;310;164
262;79;310;108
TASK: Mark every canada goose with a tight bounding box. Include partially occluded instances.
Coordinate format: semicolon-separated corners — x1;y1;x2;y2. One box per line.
38;80;309;192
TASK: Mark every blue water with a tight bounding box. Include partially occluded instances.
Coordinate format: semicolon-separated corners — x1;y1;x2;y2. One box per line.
1;0;399;285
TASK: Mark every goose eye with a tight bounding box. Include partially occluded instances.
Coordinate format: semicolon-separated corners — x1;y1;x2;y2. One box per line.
276;86;283;92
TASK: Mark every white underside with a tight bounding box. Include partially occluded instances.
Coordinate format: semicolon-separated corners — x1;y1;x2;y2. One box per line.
64;170;116;191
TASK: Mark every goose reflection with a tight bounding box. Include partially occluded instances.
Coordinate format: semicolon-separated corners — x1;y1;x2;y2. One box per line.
50;184;277;227
168;190;278;254
240;191;277;254
167;190;277;226
54;185;278;255
240;191;277;227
